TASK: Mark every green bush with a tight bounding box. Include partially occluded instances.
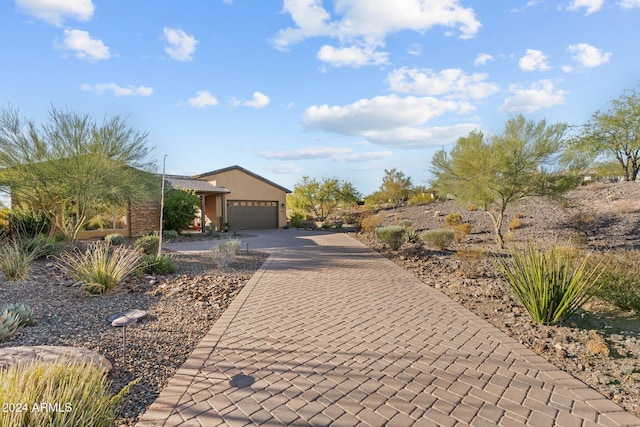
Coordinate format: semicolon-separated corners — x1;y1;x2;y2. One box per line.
104;233;125;245
493;243;605;325
56;241;141;295
134;234;160;257
375;225;407;250
162;189;200;233
421;229;455;250
408;193;433;206
7;205;51;238
289;211;306;228
0;360;138;427
137;253;175;275
0;239;39;280
211;239;241;268
162;229;179;240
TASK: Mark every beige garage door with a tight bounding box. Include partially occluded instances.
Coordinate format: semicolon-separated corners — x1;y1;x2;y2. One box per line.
227;201;278;229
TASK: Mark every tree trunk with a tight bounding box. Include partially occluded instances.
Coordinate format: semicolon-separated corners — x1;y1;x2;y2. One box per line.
485;210;505;250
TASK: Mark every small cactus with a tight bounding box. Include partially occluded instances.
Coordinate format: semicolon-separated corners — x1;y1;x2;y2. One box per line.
0;309;22;341
2;303;36;327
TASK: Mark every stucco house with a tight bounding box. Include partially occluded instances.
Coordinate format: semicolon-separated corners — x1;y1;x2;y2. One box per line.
125;165;291;238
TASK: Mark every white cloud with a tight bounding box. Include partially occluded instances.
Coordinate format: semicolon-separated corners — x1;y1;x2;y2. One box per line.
302;94;477;147
621;0;640;8
498;80;567;113
273;0;480;67
362;123;478;147
519;49;551;71
260;146;392;162
244;91;271;108
387;67;499;100
59;29;110;62
184;91;218;108
568;43;612;67
15;0;94;26
163;27;198;62
567;0;604;14
317;45;389;67
81;83;153;96
408;43;422;56
266;164;301;174
474;53;493;66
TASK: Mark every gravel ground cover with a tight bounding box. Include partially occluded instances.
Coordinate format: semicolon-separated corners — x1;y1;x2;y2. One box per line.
353;181;640;417
0;249;268;426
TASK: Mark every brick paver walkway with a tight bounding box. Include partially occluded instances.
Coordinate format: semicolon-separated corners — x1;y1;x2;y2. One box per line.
137;231;640;426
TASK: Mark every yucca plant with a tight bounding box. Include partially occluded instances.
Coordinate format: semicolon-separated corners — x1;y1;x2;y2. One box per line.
493;242;605;325
0;238;38;280
56;241;141;295
0;360;139;427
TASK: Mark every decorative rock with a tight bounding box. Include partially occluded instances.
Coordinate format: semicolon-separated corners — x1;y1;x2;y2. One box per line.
0;346;112;372
107;309;148;323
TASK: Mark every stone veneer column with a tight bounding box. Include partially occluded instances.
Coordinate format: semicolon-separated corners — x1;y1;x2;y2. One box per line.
129;201;161;237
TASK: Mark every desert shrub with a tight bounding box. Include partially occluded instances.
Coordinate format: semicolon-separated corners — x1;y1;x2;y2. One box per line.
450;223;472;243
493;242;605;325
0;360;138;427
444;213;463;226
509;217;523;230
7;205;51;238
407;193;433;206
211;239;241;268
163;229;179;240
396;219;412;228
361;214;383;233
592;251;640;311
421;229;455;250
17;234;57;260
162;189;200;233
56;241;141;295
137;253;175;275
567;212;598;236
375;226;407;250
104;233;125;245
289;211;306;228
134;234;160;257
467;204;479;211
404;227;421;244
0;239;38;280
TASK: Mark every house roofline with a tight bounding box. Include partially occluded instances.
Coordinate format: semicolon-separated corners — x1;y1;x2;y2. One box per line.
194;165;292;193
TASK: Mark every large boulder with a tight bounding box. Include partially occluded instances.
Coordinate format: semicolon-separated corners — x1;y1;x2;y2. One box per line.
0;346;112;372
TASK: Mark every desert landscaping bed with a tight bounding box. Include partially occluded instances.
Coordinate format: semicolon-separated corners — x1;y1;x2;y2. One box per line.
353;181;640;417
0;249;268;426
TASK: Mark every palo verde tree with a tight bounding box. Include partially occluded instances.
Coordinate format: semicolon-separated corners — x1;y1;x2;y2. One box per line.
430;114;574;249
567;85;640;181
0;107;158;240
288;176;360;222
366;168;413;207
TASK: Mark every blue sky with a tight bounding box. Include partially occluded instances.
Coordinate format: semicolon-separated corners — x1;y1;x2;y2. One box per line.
1;0;638;196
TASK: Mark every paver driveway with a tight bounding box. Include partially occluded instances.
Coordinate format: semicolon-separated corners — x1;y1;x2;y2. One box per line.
137;230;640;426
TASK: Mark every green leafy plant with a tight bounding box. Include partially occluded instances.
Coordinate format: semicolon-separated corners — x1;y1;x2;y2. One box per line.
18;234;57;260
211;239;241;268
134;234;160;257
137;253;175;275
162;229;179;240
421;229;455;250
591;250;640;311
375;225;407;250
56;241;141;295
289;211;306;228
493;242;605;325
0;238;39;280
6;205;51;238
162;189;201;233
0;360;139;427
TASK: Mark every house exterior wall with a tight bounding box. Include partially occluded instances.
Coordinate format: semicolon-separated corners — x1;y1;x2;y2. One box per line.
203;194;224;231
199;169;287;228
129;200;161;237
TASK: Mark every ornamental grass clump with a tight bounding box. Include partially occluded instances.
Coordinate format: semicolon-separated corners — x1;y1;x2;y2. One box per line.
211;239;241;268
137;253;175;275
56;241;141;295
0;360;139;427
375;225;407;250
0;238;38;280
493;242;605;325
